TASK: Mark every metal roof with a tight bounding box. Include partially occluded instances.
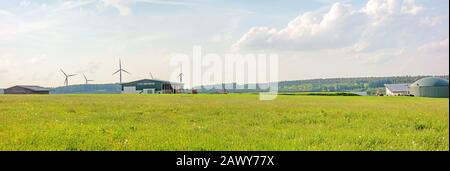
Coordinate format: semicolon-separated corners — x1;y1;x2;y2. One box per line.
385;84;409;92
14;85;50;92
410;77;449;87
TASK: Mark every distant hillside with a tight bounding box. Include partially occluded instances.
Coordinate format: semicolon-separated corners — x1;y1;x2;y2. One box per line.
196;75;449;95
51;84;121;94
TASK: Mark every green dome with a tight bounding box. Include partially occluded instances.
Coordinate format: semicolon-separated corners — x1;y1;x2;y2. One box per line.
410;77;449;87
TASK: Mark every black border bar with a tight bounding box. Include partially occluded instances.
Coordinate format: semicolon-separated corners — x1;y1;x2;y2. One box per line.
0;151;448;169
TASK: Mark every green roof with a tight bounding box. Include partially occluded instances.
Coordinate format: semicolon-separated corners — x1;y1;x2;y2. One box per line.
410;77;449;87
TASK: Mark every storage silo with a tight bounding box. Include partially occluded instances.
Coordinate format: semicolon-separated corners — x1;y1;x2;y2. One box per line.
409;77;449;98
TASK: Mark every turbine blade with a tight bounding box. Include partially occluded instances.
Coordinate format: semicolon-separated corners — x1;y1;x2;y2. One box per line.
122;69;130;74
60;69;67;76
112;70;120;75
68;74;77;77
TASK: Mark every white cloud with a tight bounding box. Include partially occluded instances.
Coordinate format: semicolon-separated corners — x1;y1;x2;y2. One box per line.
76;61;102;74
0;53;18;78
100;0;194;16
363;0;423;16
0;8;61;50
19;1;31;7
419;15;447;28
400;0;424;15
55;0;97;12
354;48;406;64
233;2;365;51
233;0;441;53
32;72;56;82
0;10;17;36
210;18;240;43
27;54;49;64
101;0;131;16
136;0;195;6
15;0;195;17
418;38;449;53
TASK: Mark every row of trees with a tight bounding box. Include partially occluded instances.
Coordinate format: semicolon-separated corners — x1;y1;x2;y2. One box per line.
278;75;449;94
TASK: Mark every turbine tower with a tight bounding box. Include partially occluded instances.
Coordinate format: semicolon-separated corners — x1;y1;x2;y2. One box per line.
60;69;77;86
112;59;130;84
83;73;94;85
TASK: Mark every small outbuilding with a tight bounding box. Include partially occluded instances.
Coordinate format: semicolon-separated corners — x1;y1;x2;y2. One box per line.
4;85;50;94
409;77;449;98
385;84;410;96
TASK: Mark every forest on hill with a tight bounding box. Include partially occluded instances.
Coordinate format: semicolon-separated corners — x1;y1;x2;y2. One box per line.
198;75;449;95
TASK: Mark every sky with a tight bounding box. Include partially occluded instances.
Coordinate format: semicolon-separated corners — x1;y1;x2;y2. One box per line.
0;0;448;88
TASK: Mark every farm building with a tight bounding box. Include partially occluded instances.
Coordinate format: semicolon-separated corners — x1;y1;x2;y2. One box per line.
4;85;50;94
409;77;449;98
0;89;4;94
385;84;410;96
121;79;184;94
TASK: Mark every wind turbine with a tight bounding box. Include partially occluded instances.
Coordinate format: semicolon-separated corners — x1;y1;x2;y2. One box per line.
60;69;77;86
83;73;94;85
112;59;130;84
177;66;184;83
149;72;154;79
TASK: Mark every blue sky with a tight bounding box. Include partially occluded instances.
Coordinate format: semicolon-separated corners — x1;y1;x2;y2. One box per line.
0;0;448;88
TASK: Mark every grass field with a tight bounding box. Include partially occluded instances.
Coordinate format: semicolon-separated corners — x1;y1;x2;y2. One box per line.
0;94;448;151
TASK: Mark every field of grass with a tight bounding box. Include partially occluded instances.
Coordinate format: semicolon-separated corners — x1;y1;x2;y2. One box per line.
0;94;448;151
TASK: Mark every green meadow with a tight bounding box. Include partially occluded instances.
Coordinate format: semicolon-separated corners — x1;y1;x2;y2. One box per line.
0;94;448;151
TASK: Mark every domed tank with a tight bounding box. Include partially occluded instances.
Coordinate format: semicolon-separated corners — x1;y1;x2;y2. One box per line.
409;77;449;98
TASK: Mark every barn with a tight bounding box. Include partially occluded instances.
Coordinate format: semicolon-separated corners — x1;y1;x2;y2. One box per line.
121;79;184;94
385;84;410;96
4;85;50;94
409;77;449;98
